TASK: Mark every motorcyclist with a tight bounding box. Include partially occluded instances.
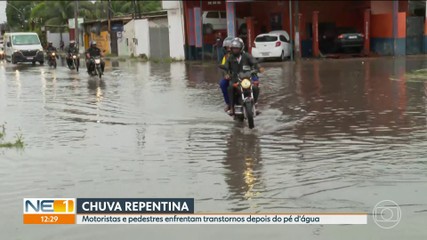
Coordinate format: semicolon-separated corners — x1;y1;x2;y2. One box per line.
219;36;234;112
65;40;79;68
46;41;58;59
222;38;264;116
85;41;105;74
46;41;56;52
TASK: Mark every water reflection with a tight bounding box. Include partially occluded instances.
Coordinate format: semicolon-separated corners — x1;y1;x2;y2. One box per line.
223;128;264;210
14;69;22;99
88;79;106;93
111;61;119;68
185;62;221;88
292;58;417;140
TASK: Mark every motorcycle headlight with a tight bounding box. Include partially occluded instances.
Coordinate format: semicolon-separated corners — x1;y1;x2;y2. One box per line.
95;59;101;64
72;55;77;59
241;79;252;89
52;52;56;56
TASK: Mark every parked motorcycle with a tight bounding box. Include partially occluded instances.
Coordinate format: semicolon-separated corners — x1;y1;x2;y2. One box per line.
48;52;57;68
220;65;258;129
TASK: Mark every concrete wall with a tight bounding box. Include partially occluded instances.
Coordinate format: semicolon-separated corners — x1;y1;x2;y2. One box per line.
123;20;134;56
46;31;70;48
123;19;150;57
165;3;186;60
117;31;128;56
371;1;393;14
162;1;180;9
135;19;150;57
149;17;170;59
90;31;111;54
370;12;406;56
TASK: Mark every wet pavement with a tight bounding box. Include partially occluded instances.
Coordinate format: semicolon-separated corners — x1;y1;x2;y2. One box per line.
1;56;427;239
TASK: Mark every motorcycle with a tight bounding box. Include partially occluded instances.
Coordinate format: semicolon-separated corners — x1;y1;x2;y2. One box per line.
48;52;57;68
69;53;80;72
220;65;258;129
89;56;103;79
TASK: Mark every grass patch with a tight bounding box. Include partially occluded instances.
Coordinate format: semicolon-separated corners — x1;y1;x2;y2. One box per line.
149;57;183;64
109;55;184;63
0;124;25;149
403;68;427;82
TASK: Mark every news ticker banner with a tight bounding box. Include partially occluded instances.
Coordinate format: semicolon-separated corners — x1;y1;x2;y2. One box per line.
23;198;367;225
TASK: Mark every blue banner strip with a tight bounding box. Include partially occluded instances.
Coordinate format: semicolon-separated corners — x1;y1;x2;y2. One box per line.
194;7;202;48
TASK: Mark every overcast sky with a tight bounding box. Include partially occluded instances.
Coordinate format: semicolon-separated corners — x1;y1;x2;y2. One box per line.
0;1;6;23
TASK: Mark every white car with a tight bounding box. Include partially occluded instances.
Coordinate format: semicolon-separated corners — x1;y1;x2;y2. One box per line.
252;30;291;61
202;11;245;34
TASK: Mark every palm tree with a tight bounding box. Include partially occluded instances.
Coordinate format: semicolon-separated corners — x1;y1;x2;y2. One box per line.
30;0;95;42
92;0;161;19
67;0;161;21
6;0;40;31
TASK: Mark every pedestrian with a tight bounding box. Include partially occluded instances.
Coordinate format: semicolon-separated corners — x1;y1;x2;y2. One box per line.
213;32;224;63
60;40;64;51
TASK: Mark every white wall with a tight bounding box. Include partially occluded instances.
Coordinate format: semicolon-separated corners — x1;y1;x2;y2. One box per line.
162;1;179;10
135;19;150;58
117;31;128;56
123;20;135;56
164;1;185;60
46;31;70;48
122;19;150;57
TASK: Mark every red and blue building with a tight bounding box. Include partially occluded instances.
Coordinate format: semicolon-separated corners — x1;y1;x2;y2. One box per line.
182;0;427;60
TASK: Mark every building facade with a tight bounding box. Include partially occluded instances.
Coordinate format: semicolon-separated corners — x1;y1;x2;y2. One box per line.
180;0;427;60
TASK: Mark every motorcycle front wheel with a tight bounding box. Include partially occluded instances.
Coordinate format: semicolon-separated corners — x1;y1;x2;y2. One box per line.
244;101;255;129
97;67;102;79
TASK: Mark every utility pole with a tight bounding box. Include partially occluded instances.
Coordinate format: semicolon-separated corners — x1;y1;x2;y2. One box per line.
294;0;300;60
392;0;398;56
137;0;142;19
74;0;79;48
132;0;137;19
108;0;112;33
289;0;294;61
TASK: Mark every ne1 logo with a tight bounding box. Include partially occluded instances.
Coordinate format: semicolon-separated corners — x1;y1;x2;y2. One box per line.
23;198;75;214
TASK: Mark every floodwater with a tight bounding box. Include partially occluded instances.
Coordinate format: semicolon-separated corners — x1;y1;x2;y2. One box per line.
1;56;427;239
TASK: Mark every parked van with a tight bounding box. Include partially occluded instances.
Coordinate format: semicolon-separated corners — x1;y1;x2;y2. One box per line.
4;32;44;65
202;11;245;34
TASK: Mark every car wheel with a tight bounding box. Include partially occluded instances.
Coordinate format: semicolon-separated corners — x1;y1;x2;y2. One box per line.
280;51;286;61
39;61;44;66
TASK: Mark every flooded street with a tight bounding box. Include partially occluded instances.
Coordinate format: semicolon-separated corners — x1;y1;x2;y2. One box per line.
1;56;427;239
